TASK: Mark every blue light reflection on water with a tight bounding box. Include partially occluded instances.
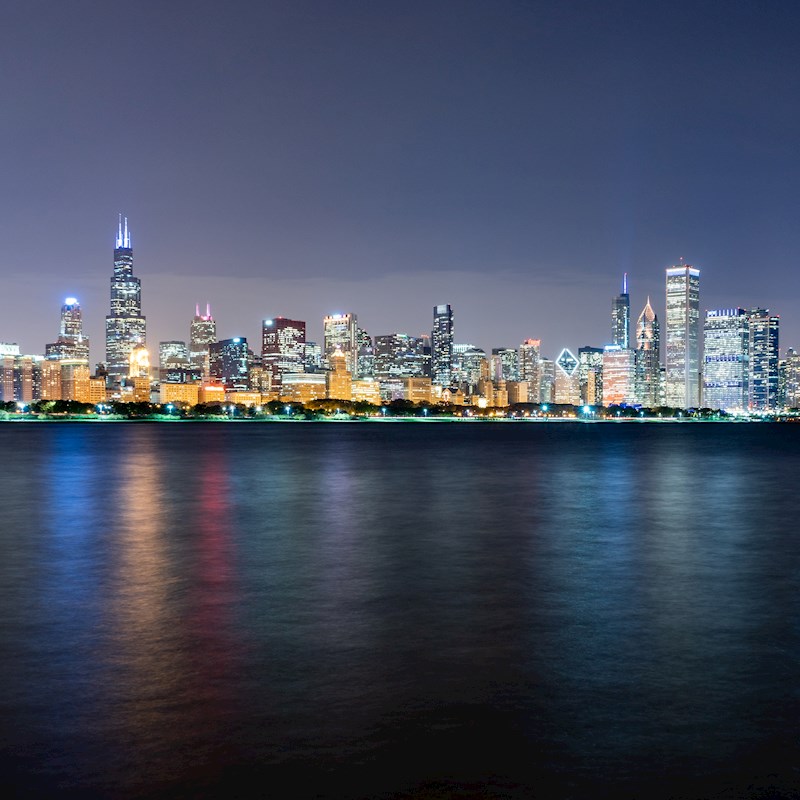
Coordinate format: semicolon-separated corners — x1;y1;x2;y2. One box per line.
0;422;799;798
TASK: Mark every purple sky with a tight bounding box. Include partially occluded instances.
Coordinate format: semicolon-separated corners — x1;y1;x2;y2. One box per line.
1;1;799;362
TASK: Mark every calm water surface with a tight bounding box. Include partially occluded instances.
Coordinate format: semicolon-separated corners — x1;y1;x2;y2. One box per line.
1;421;799;798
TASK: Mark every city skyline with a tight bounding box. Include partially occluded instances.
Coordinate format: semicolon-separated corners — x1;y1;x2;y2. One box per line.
1;216;797;373
1;3;799;358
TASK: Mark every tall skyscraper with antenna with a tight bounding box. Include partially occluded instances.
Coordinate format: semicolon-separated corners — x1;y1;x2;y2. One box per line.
611;273;630;348
105;216;146;383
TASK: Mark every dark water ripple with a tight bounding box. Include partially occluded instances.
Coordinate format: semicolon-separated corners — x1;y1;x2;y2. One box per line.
1;422;800;798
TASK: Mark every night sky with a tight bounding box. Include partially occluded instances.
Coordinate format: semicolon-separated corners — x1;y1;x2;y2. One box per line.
2;1;799;362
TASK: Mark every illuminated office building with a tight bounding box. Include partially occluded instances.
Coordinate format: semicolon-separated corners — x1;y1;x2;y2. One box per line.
452;344;488;394
703;308;748;411
783;348;800;409
748;308;779;412
303;342;322;372
611;273;630;348
519;339;541;402
578;346;603;405
357;327;376;379
665;261;700;408
326;349;352;400
635;298;661;407
209;337;250;390
432;304;454;385
602;345;636;406
374;333;428;378
45;298;90;361
262;317;306;388
323;313;358;373
539;358;555;403
491;348;519;382
190;304;217;375
555;348;580;405
105;216;146;383
159;341;189;368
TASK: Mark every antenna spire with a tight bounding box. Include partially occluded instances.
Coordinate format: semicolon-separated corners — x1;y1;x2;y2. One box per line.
206;303;211;318
623;272;628;294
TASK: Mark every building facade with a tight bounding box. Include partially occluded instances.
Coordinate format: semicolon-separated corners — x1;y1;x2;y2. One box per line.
209;337;250;390
703;308;748;411
748;308;780;411
323;313;358;374
262;317;306;389
665;262;700;408
105;216;146;383
431;304;454;385
635;297;661;407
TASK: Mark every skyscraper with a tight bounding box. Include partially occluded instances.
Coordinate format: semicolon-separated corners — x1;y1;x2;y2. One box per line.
105;216;146;383
703;308;748;411
491;348;519;382
45;297;90;361
665;261;700;408
602;346;636;406
555;348;580;405
748;308;779;411
190;304;217;374
635;297;660;407
262;317;306;389
519;339;541;402
611;273;630;348
432;304;454;386
784;348;800;409
578;346;603;405
323;313;358;373
374;334;428;378
209;337;249;390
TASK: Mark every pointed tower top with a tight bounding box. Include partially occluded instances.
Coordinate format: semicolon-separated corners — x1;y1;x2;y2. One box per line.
623;272;628;295
115;214;131;249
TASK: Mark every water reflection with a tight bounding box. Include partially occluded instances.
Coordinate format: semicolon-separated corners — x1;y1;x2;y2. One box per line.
2;424;800;798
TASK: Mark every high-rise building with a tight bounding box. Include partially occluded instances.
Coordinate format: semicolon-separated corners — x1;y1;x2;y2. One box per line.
635;297;661;407
555;348;580;405
784;348;800;409
665;261;700;408
323;313;358;373
491;348;519;382
262;317;306;388
432;304;454;385
452;344;487;393
356;327;376;379
538;358;555;404
190;305;217;375
578;346;603;405
105;216;146;384
702;308;748;412
519;339;541;402
611;273;630;348
209;337;250;390
326;349;352;400
303;341;322;372
374;334;428;378
45;298;90;362
602;346;636;406
160;341;189;368
748;308;780;411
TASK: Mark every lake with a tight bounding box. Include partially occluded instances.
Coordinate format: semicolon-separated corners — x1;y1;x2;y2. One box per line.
1;421;799;798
